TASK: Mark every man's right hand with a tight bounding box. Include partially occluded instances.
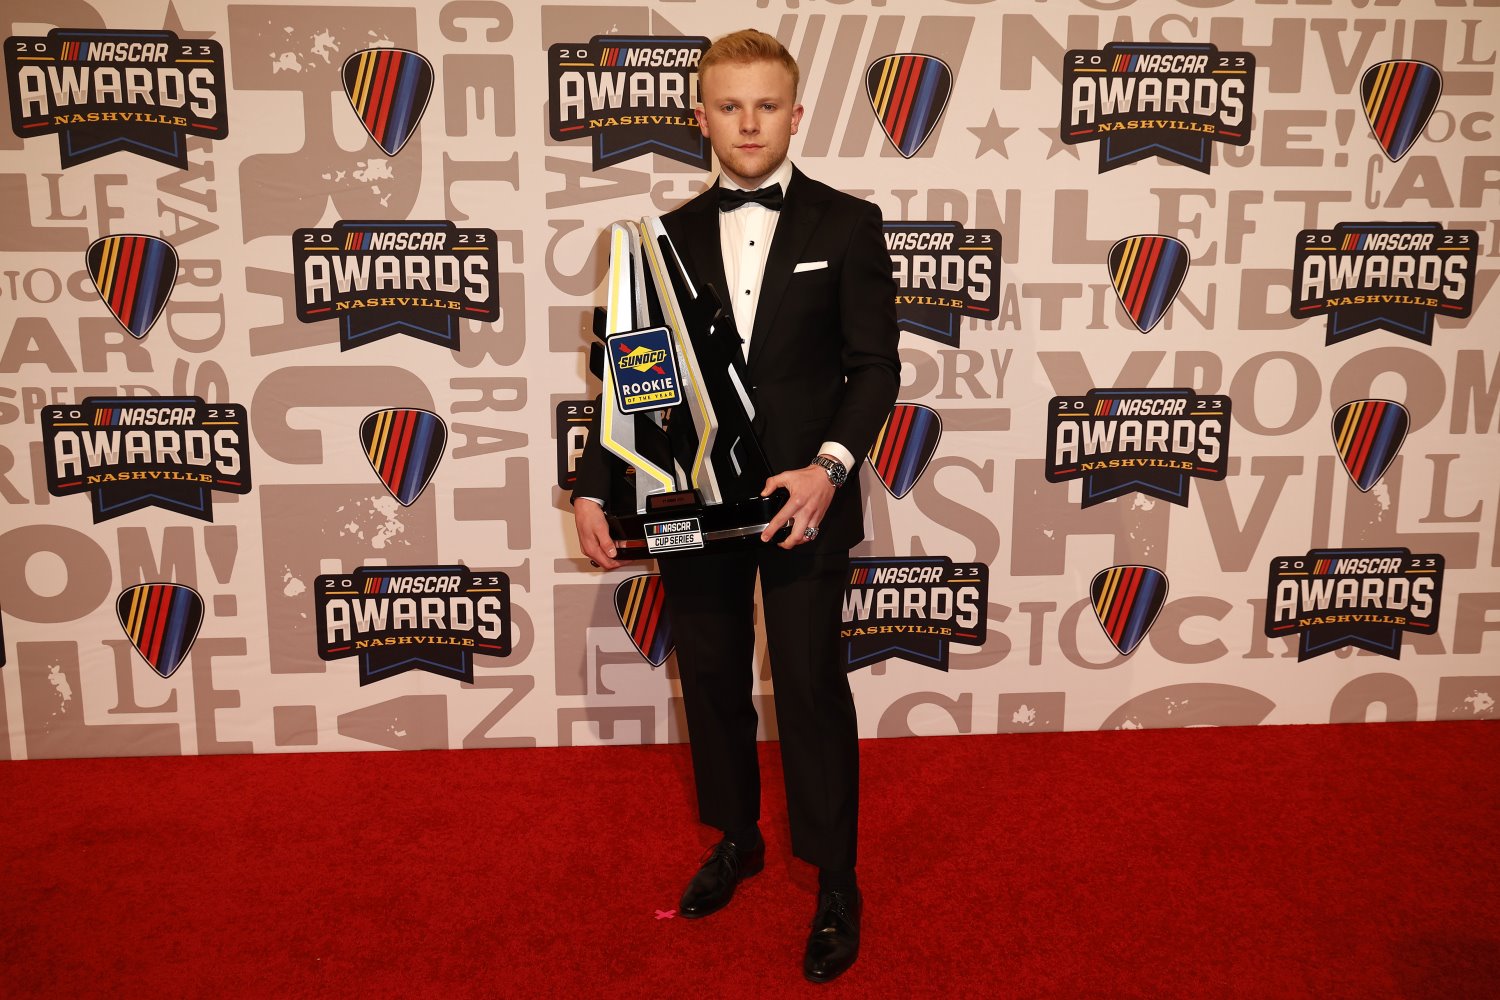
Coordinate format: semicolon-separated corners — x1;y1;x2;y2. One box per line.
573;498;622;570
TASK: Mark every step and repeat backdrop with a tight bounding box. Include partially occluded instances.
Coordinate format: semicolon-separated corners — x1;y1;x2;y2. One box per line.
1;0;1497;759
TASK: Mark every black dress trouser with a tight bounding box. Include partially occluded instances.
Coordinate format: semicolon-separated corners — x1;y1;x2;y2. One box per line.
658;542;858;871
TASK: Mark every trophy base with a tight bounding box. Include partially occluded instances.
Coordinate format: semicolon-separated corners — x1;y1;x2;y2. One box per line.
608;488;792;559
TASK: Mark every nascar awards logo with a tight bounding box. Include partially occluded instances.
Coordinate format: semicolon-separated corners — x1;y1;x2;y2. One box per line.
1090;565;1168;657
341;47;433;156
1361;60;1441;162
1046;389;1229;508
865;53;953;157
315;566;510;685
294;220;500;350
117;583;204;678
885;222;1001;346
1108;235;1189;334
42;397;252;522
1265;548;1443;661
549;35;709;169
615;574;673;667
86;235;177;339
1291;223;1476;345
869;403;942;500
556;399;596;491
1061;42;1253;173
6;28;227;168
360;408;446;506
841;556;987;672
1332;400;1408;493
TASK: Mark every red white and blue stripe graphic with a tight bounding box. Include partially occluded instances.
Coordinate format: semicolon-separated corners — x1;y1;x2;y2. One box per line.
1108;235;1190;334
86;235;177;339
342;48;434;156
1090;565;1168;657
868;403;942;500
1361;60;1441;162
1332;399;1408;493
361;408;446;506
865;54;953;158
116;583;204;679
615;574;673;667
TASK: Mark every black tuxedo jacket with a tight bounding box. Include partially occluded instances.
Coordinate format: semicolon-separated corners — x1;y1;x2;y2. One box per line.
575;166;901;550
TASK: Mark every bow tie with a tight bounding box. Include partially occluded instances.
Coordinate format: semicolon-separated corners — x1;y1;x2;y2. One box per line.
718;183;783;212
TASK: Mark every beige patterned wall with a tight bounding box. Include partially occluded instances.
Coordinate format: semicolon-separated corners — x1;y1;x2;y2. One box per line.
1;0;1496;760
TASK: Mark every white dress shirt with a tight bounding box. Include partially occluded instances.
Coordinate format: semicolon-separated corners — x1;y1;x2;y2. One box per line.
718;161;855;473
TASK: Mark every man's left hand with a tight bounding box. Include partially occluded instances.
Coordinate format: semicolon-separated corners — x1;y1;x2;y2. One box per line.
761;465;836;549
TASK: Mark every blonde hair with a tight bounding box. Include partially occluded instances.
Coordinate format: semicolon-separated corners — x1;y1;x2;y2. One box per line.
698;29;799;96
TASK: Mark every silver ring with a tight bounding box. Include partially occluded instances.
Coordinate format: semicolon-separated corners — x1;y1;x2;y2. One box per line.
804;525;819;539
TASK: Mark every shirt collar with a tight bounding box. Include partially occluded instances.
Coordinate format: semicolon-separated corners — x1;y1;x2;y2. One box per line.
718;158;795;196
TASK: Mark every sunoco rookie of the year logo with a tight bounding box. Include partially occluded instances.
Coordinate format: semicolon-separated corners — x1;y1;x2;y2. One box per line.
6;28;228;168
294;220;500;350
1061;42;1253;173
1046;389;1229;508
1264;548;1443;661
1291;223;1476;345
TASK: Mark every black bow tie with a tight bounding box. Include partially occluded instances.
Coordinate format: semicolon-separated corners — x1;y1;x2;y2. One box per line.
718;183;783;212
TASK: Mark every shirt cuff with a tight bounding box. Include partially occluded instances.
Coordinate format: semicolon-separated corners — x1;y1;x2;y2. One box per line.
575;496;606;508
816;441;856;472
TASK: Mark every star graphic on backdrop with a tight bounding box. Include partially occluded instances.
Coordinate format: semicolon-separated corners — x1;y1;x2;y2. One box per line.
968;111;1017;158
1039;126;1081;160
163;1;214;38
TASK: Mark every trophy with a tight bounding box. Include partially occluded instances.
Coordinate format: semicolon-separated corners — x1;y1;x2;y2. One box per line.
586;217;790;558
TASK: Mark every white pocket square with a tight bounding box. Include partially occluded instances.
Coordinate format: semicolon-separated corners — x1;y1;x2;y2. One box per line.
793;260;828;273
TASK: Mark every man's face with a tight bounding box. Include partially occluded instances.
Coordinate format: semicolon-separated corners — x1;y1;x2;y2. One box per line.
695;59;803;190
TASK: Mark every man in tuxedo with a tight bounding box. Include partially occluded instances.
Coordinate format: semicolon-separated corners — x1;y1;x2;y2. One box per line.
573;28;899;983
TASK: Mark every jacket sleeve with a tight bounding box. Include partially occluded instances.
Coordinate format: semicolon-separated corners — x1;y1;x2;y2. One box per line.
824;200;901;470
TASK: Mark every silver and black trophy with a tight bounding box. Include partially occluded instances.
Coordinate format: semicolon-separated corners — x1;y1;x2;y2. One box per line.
586;218;790;558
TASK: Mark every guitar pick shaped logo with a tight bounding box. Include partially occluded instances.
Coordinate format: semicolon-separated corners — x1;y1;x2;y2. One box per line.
1090;565;1168;657
1360;60;1442;162
116;583;204;678
865;54;953;158
342;47;434;156
361;408;447;506
1108;235;1190;334
615;574;673;667
869;403;943;499
1332;399;1409;493
86;235;177;339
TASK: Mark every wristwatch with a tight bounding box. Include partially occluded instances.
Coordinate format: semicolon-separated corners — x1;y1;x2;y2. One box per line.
811;454;848;489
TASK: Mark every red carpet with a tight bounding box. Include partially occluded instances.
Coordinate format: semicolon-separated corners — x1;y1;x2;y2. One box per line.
4;722;1497;998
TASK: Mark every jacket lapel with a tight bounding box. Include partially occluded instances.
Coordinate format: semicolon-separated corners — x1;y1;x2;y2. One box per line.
747;167;827;371
671;185;730;313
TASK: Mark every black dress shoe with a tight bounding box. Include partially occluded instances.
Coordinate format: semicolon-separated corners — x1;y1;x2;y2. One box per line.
803;887;862;983
678;837;765;919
